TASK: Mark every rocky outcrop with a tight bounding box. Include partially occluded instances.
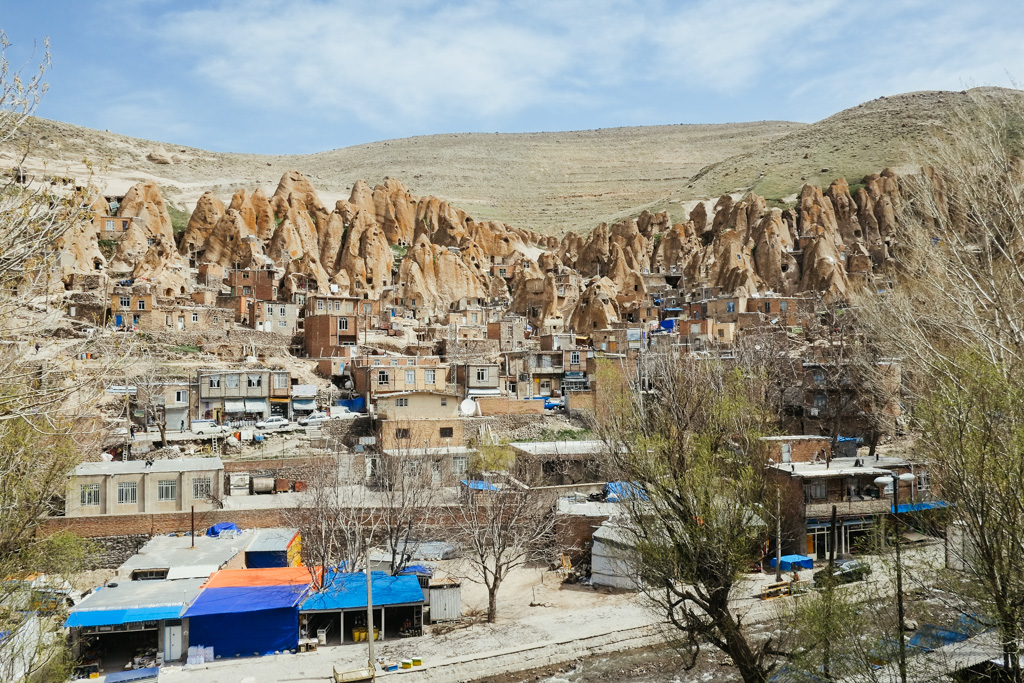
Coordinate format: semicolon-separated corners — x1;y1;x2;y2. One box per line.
178;191;225;256
569;277;620;333
109;182;178;271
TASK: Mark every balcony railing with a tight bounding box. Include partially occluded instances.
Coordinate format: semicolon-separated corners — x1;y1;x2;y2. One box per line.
805;497;890;518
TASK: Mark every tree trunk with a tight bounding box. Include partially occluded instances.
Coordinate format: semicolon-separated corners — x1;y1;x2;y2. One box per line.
486;587;498;623
717;605;767;683
867;428;880;460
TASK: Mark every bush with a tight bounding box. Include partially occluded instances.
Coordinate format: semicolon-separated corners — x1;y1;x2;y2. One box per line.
167;202;189;236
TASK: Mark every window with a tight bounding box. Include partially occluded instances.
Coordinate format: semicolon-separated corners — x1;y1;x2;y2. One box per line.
333;301;341;311
273;373;288;389
378;370;390;385
131;569;167;581
193;477;212;499
192;312;199;323
119;296;130;307
105;219;114;230
471;312;478;323
266;306;273;316
80;484;100;506
165;315;171;326
247;374;262;388
813;370;825;385
395;398;409;407
476;367;489;382
395;428;410;440
117;481;138;505
174;390;187;403
440;427;454;438
406;370;416;384
540;380;551;391
279;306;286;316
440;397;447;406
363;303;371;314
453;456;469;477
137;299;146;310
208;375;221;388
425;369;436;385
278;320;287;327
158;480;177;502
570;351;580;365
317;300;324;310
917;471;931;492
213;316;218;323
407;358;416;366
339;318;349;331
726;301;736;313
242;286;251;296
806;481;827;500
763;302;771;313
813;393;827;409
780;301;788;312
390;359;399;366
219;373;239;390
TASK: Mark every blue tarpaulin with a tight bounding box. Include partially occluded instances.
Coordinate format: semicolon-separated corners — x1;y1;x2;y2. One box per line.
605;481;648;502
909;623;969;652
185;585;310;657
65;605;183;628
206;522;239;538
336;396;366;413
399;565;433;576
460;479;499;491
770;555;814;571
894;501;950;514
301;571;425;611
659;319;676;331
104;668;159;682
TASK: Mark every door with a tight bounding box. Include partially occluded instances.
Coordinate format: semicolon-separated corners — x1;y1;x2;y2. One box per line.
431;460;441;486
177;316;185;331
115;314;123;327
781;443;792;463
164;620;183;661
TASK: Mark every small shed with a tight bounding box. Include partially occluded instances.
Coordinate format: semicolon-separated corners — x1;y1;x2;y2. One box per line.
591;523;639;590
245;528;302;569
428;579;462;623
300;570;424;645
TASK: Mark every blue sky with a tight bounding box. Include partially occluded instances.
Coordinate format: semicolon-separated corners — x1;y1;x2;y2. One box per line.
3;0;1023;154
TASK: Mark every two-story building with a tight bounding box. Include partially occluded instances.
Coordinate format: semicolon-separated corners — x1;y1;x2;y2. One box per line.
67;457;224;517
248;300;299;335
455;362;502;398
352;356;447;397
227;267;278;301
196;369;291;423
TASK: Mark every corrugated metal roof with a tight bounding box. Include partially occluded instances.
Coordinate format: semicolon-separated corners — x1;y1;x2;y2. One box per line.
247;528;298;554
117;533;247;578
301;571;424;611
64;578;205;628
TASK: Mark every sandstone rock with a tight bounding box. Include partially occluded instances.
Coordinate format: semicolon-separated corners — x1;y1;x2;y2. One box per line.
179;191;225;256
147;148;173;164
109;182;177;271
568;277;620;334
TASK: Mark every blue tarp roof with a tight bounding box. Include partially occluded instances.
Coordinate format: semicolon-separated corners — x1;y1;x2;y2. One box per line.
184;585;310;617
399;565;433;576
769;555;814;571
895;500;950;513
301;571;424;611
605;481;648;502
65;605;183;628
460;479;499;491
104;668;159;683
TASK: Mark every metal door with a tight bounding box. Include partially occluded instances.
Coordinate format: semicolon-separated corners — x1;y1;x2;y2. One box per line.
782;443;792;463
164;620;183;660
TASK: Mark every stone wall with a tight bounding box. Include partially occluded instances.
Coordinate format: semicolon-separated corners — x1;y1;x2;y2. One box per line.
88;534;153;568
476;397;545;415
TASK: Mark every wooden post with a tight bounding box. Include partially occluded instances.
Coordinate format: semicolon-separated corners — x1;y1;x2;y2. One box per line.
191;505;195;549
775;489;783;582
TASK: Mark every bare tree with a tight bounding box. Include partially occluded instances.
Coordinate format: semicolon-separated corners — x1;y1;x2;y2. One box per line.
593;351;784;683
444;462;556;623
370;444;440;576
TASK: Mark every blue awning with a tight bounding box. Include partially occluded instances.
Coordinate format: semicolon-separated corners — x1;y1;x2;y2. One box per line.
301;571;424;612
65;605;183;628
895;500;950;513
770;555;814;571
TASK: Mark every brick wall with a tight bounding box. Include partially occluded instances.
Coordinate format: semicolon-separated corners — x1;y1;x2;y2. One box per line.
39;507;295;539
475;397;545;415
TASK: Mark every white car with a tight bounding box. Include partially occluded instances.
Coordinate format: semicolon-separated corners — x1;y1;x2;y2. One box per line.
191;420;229;435
298;412;330;427
256;416;290;430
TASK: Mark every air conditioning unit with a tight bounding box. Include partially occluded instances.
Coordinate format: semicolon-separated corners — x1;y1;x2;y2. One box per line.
518;373;529;382
806;408;819;417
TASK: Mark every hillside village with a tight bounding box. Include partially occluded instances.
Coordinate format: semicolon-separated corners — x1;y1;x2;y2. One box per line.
0;148;972;681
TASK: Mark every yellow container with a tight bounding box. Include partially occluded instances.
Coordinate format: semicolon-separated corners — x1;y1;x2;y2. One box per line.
412;657;423;666
401;660;412;669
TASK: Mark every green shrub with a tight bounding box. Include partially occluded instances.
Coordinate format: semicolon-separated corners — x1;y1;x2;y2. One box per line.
167;203;189;236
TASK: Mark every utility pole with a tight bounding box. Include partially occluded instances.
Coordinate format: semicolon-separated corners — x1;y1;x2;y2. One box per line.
365;537;374;669
191;506;195;549
774;489;782;582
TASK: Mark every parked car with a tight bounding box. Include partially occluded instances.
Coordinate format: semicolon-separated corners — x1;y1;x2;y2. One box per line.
298;412;330;427
191;420;228;435
813;559;871;586
255;416;290;430
544;397;563;410
329;406;358;420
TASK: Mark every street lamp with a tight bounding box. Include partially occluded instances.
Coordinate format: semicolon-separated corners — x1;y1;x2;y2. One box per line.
874;471;917;683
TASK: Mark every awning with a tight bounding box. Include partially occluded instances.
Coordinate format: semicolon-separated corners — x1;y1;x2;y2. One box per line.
244;398;266;412
65;605;182;628
301;571;424;612
467;388;501;397
895;500;950;513
223;399;245;413
269;397;290;403
291;398;316;410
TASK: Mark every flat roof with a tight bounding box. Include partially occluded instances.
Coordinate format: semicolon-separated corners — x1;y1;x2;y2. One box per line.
509;440;613;456
71;578;205;613
117;533;249;579
246;528;298;554
73;457;223;477
382;446;476;457
760;435;832;441
771;455;909;479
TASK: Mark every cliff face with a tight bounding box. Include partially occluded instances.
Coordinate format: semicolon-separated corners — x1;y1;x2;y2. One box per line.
57;167;906;334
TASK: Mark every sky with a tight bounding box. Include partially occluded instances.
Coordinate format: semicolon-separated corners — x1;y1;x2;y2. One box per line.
2;0;1023;154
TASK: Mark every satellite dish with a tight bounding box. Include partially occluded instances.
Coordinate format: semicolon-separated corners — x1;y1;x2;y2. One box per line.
460;399;476;416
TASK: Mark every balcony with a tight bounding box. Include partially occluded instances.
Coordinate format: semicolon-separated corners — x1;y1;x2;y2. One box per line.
805;497;891;518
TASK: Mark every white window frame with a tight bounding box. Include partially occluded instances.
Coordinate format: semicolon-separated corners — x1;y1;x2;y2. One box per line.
158;479;177;502
378;370;390;385
193;477;212;499
174;390;187;403
117;481;138;505
570;351;580;365
225;373;239;389
405;370;416;385
396;397;409;407
208;375;221;388
339;318;349;331
476;367;489;382
425;369;436;385
80;484;100;506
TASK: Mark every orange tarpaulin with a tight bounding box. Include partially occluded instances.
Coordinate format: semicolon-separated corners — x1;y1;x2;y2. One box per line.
203;566;320;588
